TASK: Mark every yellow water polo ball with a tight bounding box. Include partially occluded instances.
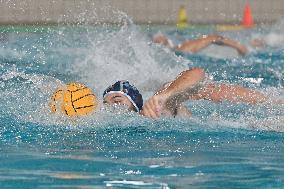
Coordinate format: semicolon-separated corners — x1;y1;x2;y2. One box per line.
50;83;98;116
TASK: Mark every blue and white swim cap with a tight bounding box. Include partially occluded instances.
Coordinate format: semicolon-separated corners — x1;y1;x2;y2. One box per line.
103;81;143;112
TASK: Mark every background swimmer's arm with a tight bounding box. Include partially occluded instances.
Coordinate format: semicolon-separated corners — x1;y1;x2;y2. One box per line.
175;35;248;56
215;37;248;56
175;35;220;53
142;68;205;118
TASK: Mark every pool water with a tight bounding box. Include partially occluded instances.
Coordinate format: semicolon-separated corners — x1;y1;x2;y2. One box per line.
0;21;284;188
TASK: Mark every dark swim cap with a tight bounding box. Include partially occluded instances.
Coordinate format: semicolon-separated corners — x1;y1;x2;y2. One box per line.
103;81;143;112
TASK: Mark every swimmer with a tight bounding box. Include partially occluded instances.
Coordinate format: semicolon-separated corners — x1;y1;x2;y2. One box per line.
103;68;270;119
250;33;284;49
152;32;248;56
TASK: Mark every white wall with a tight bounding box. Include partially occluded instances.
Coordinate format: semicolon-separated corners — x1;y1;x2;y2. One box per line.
0;0;283;24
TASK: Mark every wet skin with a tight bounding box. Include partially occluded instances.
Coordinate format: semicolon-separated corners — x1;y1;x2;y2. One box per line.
103;93;135;112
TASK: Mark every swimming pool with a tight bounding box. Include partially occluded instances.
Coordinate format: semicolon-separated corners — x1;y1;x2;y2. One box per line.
0;22;284;188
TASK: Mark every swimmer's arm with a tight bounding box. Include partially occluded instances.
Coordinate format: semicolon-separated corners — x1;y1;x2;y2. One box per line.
191;83;268;104
142;68;205;118
159;68;205;98
175;35;220;53
216;37;248;56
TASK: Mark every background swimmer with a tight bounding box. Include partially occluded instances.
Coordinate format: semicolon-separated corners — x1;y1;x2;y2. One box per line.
152;32;248;56
250;33;284;49
103;68;271;119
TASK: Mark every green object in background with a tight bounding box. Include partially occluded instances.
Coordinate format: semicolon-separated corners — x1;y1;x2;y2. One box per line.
0;24;242;34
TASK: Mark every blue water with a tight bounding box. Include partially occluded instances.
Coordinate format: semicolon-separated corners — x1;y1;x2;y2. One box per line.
0;22;284;189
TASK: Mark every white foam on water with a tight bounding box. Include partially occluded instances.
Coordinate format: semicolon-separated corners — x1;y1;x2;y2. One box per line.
104;180;170;188
0;68;65;124
0;47;26;60
69;19;189;99
250;20;284;49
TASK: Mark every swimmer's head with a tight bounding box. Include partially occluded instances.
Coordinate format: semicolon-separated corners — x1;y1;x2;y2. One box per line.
103;81;143;112
152;32;174;49
250;38;266;48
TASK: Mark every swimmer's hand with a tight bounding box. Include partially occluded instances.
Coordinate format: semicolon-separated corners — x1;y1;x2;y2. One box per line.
212;35;225;45
141;93;168;119
213;35;248;56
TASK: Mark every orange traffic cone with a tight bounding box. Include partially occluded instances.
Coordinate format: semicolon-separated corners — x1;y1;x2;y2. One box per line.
242;3;254;28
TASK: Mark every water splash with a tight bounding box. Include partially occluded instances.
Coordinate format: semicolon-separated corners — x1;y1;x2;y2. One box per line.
0;14;283;133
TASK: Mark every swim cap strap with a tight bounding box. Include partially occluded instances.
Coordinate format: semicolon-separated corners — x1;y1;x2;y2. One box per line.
103;91;140;112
